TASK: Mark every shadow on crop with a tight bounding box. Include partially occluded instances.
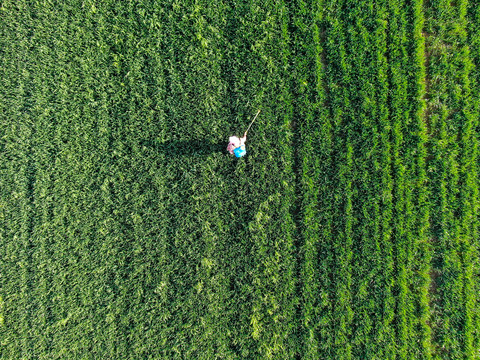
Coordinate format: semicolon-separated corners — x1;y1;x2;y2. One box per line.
140;139;227;157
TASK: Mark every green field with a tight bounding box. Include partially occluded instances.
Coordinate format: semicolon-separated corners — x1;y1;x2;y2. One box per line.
1;0;479;359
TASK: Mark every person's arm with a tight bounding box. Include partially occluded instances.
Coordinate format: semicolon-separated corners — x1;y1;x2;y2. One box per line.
240;133;247;146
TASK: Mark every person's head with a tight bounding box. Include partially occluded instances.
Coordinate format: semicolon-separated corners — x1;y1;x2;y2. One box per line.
228;136;241;148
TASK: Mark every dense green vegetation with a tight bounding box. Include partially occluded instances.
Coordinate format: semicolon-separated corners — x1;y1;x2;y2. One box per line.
425;0;480;358
0;0;479;359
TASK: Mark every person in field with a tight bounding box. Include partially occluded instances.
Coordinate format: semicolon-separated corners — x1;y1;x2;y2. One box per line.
227;110;260;158
227;133;247;158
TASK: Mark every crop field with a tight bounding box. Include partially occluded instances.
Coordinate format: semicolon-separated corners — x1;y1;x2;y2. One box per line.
0;0;479;359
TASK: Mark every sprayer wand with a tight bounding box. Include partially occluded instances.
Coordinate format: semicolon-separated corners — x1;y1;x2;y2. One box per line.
244;109;261;138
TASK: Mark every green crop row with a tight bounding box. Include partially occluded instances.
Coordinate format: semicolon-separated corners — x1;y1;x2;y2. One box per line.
410;0;433;357
322;2;354;357
467;1;480;356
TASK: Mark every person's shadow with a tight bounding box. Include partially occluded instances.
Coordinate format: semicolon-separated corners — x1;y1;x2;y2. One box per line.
140;139;226;157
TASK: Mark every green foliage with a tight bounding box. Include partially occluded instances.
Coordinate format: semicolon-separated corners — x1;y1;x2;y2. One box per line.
0;0;479;359
425;0;480;358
